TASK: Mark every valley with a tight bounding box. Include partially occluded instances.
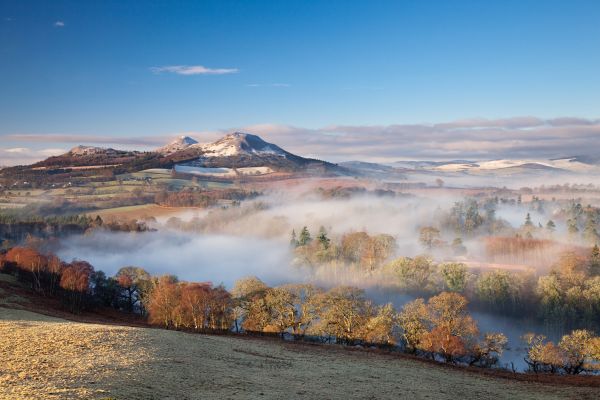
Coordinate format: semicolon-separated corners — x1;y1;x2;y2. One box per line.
4;2;600;398
2;132;600;397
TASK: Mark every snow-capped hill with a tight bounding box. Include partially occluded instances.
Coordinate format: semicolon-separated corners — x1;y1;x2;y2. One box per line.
396;158;600;175
196;132;288;158
157;136;199;154
162;131;343;174
550;157;599;171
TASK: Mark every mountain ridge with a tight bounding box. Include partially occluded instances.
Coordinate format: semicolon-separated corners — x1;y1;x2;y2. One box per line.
0;132;345;185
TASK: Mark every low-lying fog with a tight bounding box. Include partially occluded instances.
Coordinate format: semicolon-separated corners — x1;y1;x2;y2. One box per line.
58;188;576;290
57;187;587;370
58;230;298;287
160;192;465;255
60;193;460;285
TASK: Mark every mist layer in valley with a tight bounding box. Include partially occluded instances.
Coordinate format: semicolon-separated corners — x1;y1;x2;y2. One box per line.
54;179;600;371
57;184;592;286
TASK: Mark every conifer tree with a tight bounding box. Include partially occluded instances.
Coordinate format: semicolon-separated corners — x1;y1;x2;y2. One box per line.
317;226;330;250
298;226;312;246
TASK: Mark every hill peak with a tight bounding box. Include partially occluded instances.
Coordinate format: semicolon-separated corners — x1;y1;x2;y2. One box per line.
199;132;287;158
158;135;199;154
69;145;111;156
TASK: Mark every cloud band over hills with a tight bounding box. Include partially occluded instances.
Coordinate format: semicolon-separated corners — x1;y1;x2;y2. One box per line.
202;117;600;162
1;117;599;166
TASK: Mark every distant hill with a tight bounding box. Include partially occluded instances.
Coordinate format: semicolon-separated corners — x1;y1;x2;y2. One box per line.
166;132;342;173
339;161;407;179
392;158;599;174
0;132;345;187
556;155;600;166
157;136;199;154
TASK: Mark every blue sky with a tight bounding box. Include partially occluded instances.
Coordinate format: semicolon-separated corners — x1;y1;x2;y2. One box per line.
1;0;600;164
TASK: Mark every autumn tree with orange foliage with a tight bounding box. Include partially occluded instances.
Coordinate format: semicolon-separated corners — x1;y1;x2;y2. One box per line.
399;292;506;365
60;260;94;312
523;330;600;374
146;276;233;331
4;247;49;292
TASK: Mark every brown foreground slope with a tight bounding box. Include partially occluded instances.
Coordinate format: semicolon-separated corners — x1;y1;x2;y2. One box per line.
0;306;598;400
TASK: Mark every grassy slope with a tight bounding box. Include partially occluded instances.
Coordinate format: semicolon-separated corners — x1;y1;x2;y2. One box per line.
0;306;598;400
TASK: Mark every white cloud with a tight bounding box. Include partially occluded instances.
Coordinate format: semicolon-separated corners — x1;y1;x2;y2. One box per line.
54;21;65;27
150;65;238;75
3;134;164;146
5;147;29;153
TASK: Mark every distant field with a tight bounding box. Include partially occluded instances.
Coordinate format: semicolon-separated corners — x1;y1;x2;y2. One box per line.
0;306;597;400
0;168;235;213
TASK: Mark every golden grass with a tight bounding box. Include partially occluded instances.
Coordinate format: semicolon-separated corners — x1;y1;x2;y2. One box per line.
0;307;597;399
0;309;151;400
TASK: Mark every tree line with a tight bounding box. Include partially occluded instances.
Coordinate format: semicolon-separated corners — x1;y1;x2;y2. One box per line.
383;248;600;329
2;245;600;374
154;188;260;208
289;226;600;330
0;211;153;250
291;226;396;271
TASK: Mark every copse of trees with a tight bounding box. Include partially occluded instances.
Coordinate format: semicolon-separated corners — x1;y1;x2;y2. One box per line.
475;270;530;314
1;247;95;312
288;221;600;329
398;292;508;366
523;330;600;374
0;246;156;314
115;266;152;314
441;199;487;236
432;196;600;251
154;188;260;208
146;276;233;331
383;250;600;327
0;212;95;244
291;227;396;271
536;251;600;328
0;211;153;248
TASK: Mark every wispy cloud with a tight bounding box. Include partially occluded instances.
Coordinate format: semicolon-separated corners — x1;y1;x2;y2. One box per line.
0;147;65;167
229;117;600;162
3;134;164;146
54;21;65;27
4;117;600;166
150;65;238;75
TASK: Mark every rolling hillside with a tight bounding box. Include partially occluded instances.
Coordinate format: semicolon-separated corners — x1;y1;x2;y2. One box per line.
2;306;598;400
0;274;597;400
